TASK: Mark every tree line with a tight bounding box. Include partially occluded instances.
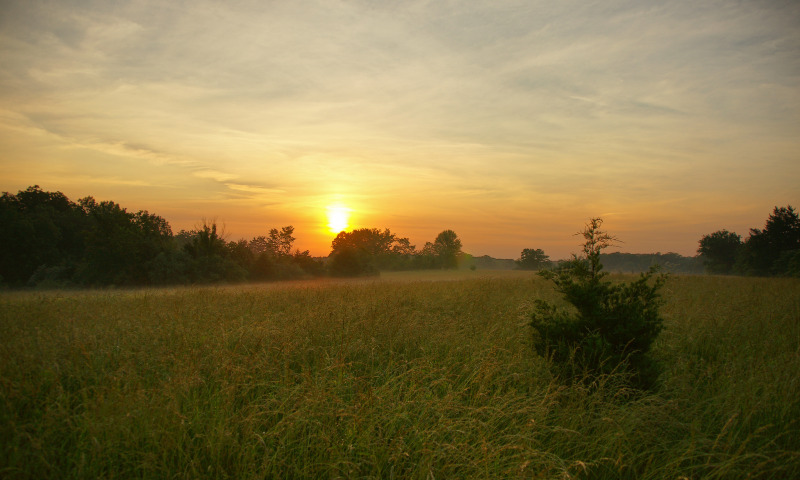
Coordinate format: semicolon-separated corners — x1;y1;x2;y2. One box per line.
5;186;790;288
0;186;465;288
515;207;800;277
514;248;703;274
697;205;800;277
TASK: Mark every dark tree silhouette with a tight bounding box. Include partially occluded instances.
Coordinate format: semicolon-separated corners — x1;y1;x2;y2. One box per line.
267;226;296;257
0;186;86;285
328;246;371;277
736;206;800;276
697;230;742;274
182;221;246;283
77;197;173;285
433;229;462;269
516;248;551;270
0;186;327;287
328;228;391;276
328;228;414;275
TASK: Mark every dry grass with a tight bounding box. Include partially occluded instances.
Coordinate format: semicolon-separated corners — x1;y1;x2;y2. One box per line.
1;272;798;478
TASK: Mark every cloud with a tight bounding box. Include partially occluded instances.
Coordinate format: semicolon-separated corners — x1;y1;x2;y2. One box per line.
192;169;238;183
224;183;286;196
1;0;799;257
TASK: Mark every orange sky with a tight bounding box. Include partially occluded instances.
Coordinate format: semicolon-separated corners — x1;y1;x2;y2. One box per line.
1;0;798;259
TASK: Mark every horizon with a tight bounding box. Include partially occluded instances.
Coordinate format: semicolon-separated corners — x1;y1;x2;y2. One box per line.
2;0;798;260
0;182;775;261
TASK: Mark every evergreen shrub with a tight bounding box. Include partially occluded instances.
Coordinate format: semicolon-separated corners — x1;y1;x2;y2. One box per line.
530;218;666;390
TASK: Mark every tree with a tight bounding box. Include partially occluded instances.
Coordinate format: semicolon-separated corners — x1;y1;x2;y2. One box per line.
778;249;800;277
78;197;142;284
736;205;800;276
600;252;703;274
386;237;417;270
530;218;666;390
433;229;462;269
77;197;174;285
248;235;269;256
0;186;86;286
181;221;246;283
267;226;296;257
292;250;326;277
328;228;413;276
245;225;313;280
328;246;370;277
331;228;395;256
328;228;391;276
392;237;415;256
133;210;173;258
413;241;439;269
516;248;551;270
227;239;253;269
697;230;742;274
184;221;227;258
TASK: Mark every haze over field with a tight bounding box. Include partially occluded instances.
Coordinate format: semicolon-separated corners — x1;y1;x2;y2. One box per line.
1;0;798;258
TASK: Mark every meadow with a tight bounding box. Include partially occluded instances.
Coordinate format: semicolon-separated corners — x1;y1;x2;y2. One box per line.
1;271;798;479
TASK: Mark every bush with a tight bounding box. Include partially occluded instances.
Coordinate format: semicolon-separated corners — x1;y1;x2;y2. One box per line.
530;218;666;390
27;264;77;289
328;246;379;277
146;250;194;285
778;249;800;277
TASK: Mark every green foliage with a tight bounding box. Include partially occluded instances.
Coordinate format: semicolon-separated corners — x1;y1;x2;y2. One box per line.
2;185;464;286
515;248;551;270
329;245;377;277
179;222;247;283
145;250;194;285
470;255;517;270
530;218;666;390
268;225;296;257
433;229;462;269
328;228;415;276
601;251;704;274
737;205;800;276
292;249;326;277
0;186;325;287
245;225;324;280
0;186;183;287
77;197;175;285
779;249;800;277
0;186;86;285
698;229;743;274
699;205;800;277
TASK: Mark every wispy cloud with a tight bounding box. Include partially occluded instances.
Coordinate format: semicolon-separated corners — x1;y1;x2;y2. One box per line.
223;182;286;199
1;0;798;257
192;169;238;183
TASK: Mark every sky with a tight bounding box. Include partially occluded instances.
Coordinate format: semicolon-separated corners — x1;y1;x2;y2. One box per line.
1;0;798;259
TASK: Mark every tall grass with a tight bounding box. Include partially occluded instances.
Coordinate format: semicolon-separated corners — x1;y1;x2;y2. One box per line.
1;273;798;478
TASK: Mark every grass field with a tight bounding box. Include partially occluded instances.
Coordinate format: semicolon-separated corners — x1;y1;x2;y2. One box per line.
1;271;799;479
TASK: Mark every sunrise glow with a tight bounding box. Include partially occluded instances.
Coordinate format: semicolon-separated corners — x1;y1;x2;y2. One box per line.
327;205;350;235
0;1;797;259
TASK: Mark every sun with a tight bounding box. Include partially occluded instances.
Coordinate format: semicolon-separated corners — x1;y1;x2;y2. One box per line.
326;204;350;234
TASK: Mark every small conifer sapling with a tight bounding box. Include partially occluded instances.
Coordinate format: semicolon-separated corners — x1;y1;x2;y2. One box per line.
530;218;666;390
